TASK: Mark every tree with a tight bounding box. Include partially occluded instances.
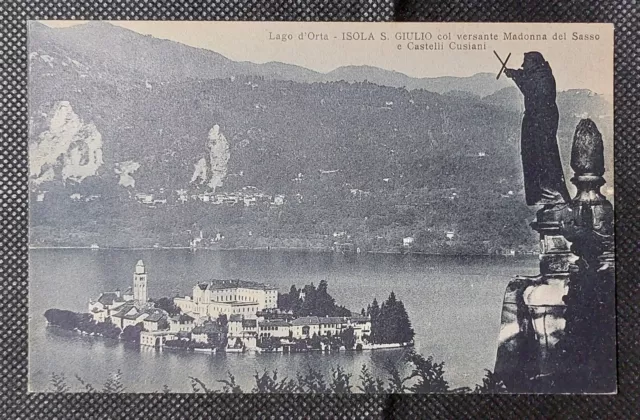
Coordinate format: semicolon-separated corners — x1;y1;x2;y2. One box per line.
121;323;143;343
49;373;70;393
358;365;385;393
384;359;409;393
279;281;351;317
340;326;356;350
296;366;329;393
329;366;352;393
154;297;181;316
96;319;121;339
313;280;336;317
102;369;126;393
157;318;169;330
473;370;507;394
252;370;297;393
368;292;414;344
407;352;449;393
44;309;79;330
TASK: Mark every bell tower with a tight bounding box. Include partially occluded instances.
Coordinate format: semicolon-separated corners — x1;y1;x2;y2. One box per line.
133;260;148;305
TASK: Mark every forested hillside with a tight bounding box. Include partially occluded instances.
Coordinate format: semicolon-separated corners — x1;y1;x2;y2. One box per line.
27;22;613;253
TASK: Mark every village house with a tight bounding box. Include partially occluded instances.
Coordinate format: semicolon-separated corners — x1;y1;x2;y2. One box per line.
191;322;225;344
318;317;346;337
243;196;257;207
258;319;291;339
35;191;47;202
273;194;285;206
290;316;322;339
135;193;154;204
403;237;415;247
227;314;244;336
110;303;150;330
140;331;176;348
176;189;188;203
168;313;196;333
88;289;130;323
143;310;168;332
289;316;372;341
347;316;372;343
227;315;258;349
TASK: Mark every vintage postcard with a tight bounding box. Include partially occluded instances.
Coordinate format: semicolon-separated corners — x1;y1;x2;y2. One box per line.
28;21;614;393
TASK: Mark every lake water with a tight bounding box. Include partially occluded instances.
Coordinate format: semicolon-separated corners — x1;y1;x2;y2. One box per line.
28;248;538;392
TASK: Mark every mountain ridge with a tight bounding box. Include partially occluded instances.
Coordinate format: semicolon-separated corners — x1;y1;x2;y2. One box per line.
32;21;513;96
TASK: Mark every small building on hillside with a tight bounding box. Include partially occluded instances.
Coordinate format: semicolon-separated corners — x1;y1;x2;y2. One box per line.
273;195;285;206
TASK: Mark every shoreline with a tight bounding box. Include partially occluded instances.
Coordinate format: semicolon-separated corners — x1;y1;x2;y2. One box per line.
29;245;537;257
46;324;412;355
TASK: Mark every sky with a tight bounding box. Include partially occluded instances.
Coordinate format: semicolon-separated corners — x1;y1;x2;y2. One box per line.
40;20;613;95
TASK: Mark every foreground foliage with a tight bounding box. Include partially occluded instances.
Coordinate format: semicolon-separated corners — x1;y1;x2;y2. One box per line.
49;350;508;394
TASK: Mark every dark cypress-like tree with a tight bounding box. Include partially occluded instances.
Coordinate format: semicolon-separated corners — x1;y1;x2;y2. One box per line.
369;292;414;344
368;298;380;343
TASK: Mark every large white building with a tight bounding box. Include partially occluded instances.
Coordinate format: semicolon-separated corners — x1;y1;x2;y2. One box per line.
174;279;278;319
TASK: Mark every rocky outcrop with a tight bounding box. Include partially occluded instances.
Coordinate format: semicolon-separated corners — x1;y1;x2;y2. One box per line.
190;124;230;191
30;101;103;184
114;160;141;188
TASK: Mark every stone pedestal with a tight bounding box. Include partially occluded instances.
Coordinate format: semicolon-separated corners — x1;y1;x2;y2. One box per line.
494;119;615;393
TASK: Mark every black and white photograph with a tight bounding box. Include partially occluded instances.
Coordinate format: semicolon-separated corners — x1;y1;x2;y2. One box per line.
27;21;615;394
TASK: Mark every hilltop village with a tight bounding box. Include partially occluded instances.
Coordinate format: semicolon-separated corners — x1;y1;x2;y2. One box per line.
50;261;414;354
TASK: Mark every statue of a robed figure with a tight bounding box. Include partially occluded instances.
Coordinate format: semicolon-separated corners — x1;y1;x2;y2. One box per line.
493;52;615;393
504;52;571;206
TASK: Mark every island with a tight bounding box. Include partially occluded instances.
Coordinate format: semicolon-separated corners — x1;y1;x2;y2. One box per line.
44;260;415;354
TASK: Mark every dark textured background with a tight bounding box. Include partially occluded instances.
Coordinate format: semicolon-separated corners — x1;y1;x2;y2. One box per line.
1;1;637;418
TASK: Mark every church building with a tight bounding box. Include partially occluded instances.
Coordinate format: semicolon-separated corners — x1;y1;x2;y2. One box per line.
133;260;148;305
89;259;153;322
